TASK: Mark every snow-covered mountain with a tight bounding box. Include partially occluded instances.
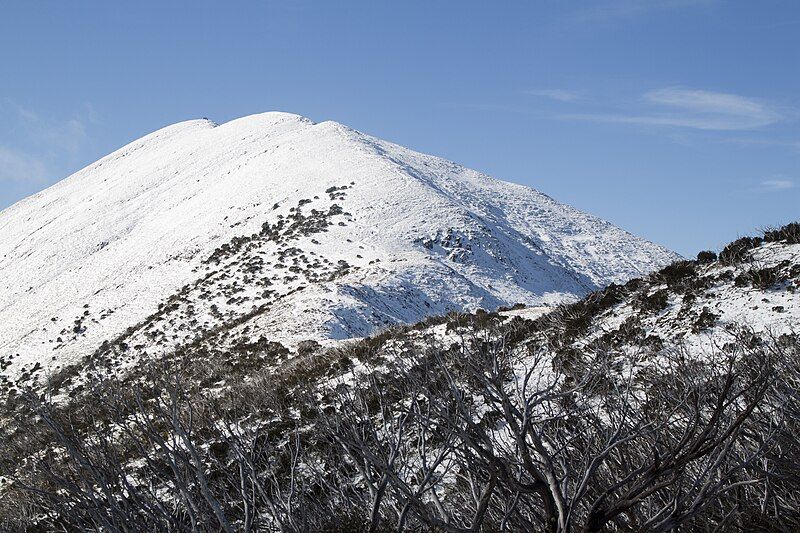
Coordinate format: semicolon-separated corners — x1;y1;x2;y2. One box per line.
0;112;677;382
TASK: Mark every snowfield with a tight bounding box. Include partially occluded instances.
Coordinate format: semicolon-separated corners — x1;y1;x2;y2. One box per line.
0;112;677;381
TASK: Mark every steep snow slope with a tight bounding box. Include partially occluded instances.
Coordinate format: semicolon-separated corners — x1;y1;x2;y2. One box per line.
0;112;677;381
334;229;800;401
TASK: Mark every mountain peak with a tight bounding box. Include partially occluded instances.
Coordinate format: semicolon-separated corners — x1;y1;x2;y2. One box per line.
214;110;316;129
0;113;678;381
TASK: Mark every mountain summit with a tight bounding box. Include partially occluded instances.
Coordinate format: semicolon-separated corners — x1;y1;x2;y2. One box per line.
0;112;677;378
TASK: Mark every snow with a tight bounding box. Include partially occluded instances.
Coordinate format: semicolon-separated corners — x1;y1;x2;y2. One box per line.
567;240;800;366
0;112;678;381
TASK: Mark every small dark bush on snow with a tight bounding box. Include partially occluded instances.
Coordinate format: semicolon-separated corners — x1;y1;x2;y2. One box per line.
696;250;717;264
719;236;763;265
763;222;800;244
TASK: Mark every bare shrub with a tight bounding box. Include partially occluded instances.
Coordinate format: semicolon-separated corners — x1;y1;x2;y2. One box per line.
2;325;799;531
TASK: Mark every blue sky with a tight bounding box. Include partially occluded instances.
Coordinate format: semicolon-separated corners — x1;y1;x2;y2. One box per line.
1;1;798;256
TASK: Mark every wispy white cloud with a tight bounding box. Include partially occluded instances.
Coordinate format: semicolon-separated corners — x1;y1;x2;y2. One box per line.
562;88;783;131
526;89;584;102
0;101;96;185
644;88;781;128
569;0;715;24
757;178;795;192
725;137;800;152
0;145;48;184
4;101;92;155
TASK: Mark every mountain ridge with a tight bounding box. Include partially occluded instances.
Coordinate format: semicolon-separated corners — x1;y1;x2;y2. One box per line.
0;111;678;382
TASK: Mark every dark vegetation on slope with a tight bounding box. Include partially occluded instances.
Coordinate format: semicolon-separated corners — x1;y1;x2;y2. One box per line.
0;185;359;399
1;223;799;532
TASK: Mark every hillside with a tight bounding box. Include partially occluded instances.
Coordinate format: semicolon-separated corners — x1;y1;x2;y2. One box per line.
0;112;677;385
1;224;798;531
